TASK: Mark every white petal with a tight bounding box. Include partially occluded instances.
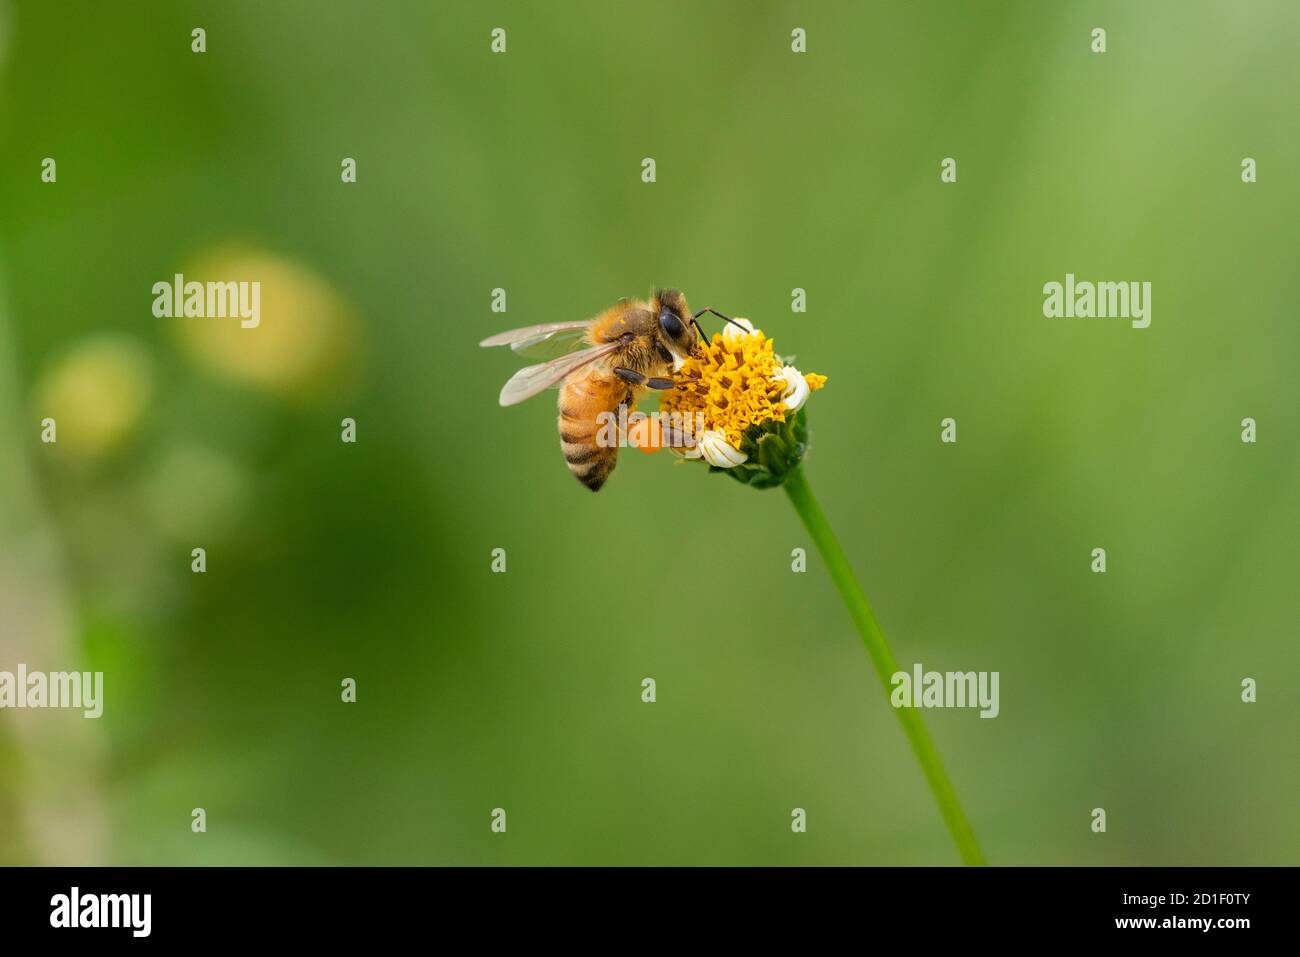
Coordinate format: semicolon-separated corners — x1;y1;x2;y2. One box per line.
721;316;760;341
696;430;747;468
773;365;811;412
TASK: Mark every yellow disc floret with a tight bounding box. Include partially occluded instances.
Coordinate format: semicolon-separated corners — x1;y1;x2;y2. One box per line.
662;328;826;450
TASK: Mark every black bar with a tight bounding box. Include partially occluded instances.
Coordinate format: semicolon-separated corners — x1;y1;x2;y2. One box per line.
0;866;1290;943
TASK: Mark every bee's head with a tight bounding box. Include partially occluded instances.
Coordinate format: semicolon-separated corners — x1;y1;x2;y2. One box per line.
651;290;747;368
652;288;697;365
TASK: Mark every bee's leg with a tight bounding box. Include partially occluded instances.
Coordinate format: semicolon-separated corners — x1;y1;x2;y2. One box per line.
613;367;680;390
658;424;697;450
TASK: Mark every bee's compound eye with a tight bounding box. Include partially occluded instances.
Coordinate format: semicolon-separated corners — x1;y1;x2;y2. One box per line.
659;309;684;340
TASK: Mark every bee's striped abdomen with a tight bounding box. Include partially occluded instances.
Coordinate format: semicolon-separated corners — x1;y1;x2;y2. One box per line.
557;373;628;492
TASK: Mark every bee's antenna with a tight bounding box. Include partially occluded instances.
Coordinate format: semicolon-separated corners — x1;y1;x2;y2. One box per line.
692;307;748;335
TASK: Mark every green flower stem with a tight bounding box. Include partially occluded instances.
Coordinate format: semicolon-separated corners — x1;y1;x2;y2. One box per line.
783;466;986;866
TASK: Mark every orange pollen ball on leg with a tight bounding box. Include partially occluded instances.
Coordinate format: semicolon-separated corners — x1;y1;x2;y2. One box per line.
627;415;664;454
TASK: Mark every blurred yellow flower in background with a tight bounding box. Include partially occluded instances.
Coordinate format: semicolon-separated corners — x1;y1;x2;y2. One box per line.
172;245;362;402
30;334;153;464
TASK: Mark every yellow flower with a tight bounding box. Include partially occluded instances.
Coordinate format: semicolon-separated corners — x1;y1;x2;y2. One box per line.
172;244;363;403
31;334;153;464
662;324;826;451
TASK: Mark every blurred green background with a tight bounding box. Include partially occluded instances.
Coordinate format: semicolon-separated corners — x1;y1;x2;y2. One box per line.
0;1;1296;865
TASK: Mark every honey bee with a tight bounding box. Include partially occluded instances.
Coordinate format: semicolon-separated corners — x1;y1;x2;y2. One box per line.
480;289;736;491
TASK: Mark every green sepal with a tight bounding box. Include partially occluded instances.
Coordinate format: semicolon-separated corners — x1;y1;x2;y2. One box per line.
705;408;810;489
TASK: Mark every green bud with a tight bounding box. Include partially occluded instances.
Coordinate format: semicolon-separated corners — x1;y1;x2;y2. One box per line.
708;408;810;489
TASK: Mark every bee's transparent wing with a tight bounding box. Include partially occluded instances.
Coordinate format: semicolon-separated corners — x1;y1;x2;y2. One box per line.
480;321;593;359
508;327;594;360
497;340;621;407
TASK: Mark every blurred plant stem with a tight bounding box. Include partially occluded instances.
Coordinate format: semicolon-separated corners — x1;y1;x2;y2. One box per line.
0;287;107;865
784;466;986;866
